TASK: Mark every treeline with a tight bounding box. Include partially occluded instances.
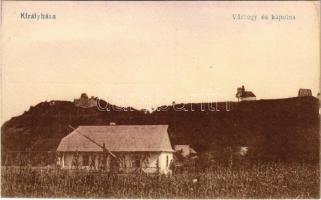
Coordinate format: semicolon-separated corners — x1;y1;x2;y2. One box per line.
1;96;319;164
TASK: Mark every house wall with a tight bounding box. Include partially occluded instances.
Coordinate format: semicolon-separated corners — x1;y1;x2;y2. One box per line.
120;152;159;173
60;151;173;174
62;152;108;170
240;97;256;101
158;152;173;174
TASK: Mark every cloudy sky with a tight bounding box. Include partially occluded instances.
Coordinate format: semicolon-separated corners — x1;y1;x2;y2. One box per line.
1;1;320;123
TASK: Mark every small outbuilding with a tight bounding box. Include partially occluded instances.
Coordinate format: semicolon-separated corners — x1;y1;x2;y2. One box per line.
174;145;197;158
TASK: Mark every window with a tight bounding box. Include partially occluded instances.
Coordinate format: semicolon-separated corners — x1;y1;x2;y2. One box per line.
83;155;89;166
166;155;169;167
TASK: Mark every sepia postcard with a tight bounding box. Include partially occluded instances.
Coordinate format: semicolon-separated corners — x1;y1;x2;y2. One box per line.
0;0;320;198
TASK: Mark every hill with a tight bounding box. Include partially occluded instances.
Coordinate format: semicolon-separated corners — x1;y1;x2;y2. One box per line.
1;96;319;163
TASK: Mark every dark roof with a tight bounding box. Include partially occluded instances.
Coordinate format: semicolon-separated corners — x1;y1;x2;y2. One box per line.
57;125;174;152
241;91;256;98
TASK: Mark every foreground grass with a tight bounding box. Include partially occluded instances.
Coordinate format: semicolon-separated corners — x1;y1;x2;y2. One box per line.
1;163;319;198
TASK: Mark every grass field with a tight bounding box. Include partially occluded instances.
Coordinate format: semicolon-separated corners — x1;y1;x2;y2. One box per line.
1;163;319;198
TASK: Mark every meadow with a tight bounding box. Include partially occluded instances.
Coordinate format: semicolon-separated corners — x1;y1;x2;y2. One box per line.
1;163;319;198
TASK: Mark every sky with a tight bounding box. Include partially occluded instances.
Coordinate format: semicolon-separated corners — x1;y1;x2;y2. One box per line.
1;1;320;123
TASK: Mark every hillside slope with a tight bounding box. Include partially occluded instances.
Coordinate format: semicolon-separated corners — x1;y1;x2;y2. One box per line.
1;96;319;163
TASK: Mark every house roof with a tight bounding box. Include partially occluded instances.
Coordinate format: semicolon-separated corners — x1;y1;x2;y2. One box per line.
57;125;174;152
241;91;256;98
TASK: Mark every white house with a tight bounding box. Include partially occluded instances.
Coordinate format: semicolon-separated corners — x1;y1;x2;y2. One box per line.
56;125;174;174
